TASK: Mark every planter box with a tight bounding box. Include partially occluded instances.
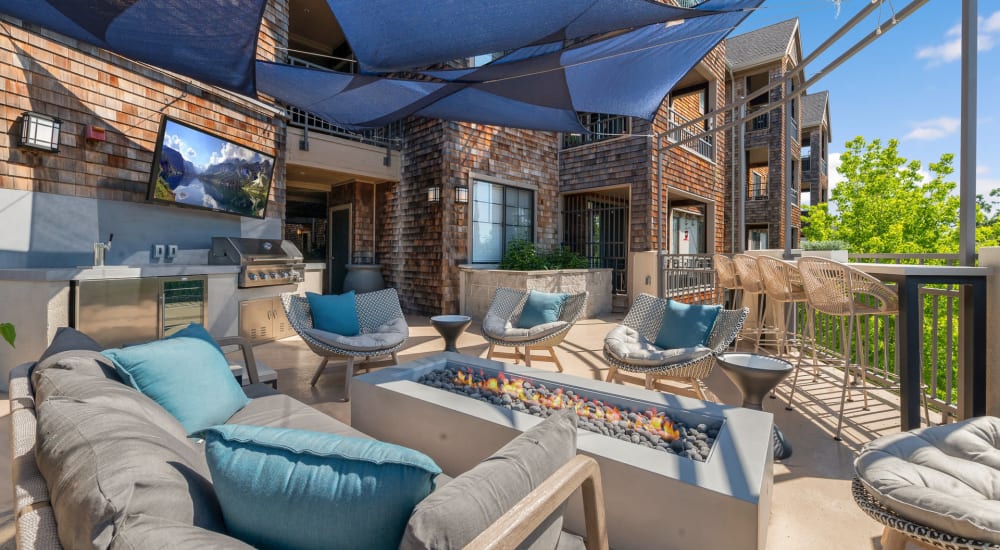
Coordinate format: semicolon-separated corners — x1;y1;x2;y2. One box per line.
458;266;612;319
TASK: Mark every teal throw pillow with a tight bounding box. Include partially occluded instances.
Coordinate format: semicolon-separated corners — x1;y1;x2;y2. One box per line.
516;290;569;328
102;337;249;434
306;291;360;336
197;425;441;550
654;300;722;349
168;322;223;352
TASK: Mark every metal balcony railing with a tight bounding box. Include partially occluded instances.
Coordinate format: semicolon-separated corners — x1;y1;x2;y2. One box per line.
660;252;972;422
746;105;770;132
666;109;715;159
562;113;632;148
283;56;404;150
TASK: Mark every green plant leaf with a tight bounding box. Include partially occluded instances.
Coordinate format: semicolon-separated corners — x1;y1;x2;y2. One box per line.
0;323;15;348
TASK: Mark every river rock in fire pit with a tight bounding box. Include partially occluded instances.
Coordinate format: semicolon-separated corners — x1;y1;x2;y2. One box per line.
418;366;720;462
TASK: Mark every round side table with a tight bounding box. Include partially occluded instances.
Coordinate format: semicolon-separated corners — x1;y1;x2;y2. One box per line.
716;352;794;460
430;315;472;353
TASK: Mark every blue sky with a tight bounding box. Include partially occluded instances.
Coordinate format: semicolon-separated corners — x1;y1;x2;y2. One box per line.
731;0;1000;198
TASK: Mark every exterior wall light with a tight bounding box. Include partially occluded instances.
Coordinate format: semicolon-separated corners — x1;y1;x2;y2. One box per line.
427;186;441;203
20;112;62;152
455;185;469;204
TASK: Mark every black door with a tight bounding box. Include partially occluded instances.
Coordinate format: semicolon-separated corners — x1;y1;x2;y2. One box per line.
328;207;350;293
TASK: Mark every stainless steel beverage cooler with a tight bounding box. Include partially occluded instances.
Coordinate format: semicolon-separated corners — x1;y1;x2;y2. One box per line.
72;276;207;348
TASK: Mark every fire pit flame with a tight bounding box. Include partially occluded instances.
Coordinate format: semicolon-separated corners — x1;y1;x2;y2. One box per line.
450;367;681;442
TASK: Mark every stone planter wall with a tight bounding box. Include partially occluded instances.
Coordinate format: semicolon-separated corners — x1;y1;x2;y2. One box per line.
459;267;613;320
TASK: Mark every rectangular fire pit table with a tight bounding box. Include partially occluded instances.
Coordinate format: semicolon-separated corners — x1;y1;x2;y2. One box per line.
352;352;774;550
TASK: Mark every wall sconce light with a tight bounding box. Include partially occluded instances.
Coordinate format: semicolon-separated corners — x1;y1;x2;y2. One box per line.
455;186;469;204
427;186;441;203
20;112;62;152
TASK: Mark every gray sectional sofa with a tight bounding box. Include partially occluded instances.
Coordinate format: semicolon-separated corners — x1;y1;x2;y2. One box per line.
9;331;608;549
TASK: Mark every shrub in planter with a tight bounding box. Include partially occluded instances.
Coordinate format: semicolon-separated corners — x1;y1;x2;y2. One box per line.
498;240;589;271
801;239;848;251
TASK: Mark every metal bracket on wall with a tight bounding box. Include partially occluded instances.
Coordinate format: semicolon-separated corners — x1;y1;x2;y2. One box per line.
299;125;309;151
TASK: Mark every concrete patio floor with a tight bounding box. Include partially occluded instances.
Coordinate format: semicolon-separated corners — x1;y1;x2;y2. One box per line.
0;313;937;549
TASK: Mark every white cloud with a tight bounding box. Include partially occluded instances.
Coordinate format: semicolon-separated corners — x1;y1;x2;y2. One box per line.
985;11;1000;33
917;11;1000;66
208;142;261;166
979;165;991;176
162;134;197;162
904;117;960;141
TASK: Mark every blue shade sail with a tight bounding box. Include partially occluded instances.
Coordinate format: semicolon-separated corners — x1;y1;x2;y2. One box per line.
0;0;267;95
325;0;737;73
255;62;448;130
1;0;762;132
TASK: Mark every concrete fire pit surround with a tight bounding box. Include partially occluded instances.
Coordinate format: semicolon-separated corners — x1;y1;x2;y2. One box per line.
352;353;774;550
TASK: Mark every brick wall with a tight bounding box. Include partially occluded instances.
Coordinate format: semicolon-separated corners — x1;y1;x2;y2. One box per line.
0;1;287;219
328;181;378;263
725;57;802;251
380;119;560;315
800;124;829;205
559;44;728;256
652;45;728;254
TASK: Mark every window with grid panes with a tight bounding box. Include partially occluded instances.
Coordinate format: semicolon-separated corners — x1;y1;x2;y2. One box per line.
471;180;534;263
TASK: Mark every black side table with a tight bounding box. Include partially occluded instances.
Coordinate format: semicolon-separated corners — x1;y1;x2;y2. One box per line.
430;315;472;353
716;352;794;460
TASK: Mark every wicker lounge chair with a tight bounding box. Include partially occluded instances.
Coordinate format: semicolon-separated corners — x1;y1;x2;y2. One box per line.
281;288;408;398
482;288;588;372
603;293;748;400
853;417;1000;550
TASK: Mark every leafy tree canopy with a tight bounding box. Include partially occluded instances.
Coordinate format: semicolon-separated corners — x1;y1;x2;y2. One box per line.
801;136;959;254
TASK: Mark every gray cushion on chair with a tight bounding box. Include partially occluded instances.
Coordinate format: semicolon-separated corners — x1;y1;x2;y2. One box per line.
855;416;1000;544
483;314;568;343
604;325;710;366
400;409;578;550
36;398;226;549
304;320;406;351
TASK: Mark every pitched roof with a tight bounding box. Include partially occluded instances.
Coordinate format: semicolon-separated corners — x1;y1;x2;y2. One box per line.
801;91;829;129
725;18;798;71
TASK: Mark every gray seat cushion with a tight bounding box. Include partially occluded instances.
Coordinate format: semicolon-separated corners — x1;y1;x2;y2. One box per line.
483;314;568;343
226;392;370;440
304;316;407;352
110;516;253;550
400;409;578;550
33;353;190;443
604;325;710;366
855;416;1000;544
36;397;226;549
37;327;104;363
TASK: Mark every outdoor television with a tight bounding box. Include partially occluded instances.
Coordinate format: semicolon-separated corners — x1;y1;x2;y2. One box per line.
148;117;274;219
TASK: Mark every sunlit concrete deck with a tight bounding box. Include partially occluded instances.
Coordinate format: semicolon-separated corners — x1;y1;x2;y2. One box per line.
0;313;939;549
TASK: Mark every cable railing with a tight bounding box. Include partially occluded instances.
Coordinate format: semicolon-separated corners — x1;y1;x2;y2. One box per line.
659;252;973;422
283;56;405;150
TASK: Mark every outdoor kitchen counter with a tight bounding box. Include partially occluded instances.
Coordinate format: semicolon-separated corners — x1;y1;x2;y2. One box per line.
0;265;241;281
0;262;326;281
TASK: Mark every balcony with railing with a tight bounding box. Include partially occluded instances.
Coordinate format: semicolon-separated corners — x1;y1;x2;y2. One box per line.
284;56;405;151
746;105;770;132
561;113;632;148
665;108;715;160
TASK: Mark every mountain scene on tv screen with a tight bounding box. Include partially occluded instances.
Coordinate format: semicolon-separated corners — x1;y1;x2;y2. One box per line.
153;137;272;218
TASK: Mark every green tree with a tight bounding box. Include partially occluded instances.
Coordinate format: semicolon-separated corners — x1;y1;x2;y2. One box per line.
801;137;959;253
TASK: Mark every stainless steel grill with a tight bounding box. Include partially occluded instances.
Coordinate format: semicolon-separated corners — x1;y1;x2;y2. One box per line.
209;237;305;288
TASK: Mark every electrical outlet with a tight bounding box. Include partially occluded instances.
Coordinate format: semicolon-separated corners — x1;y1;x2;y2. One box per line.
152;244;165;259
166;244;178;259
